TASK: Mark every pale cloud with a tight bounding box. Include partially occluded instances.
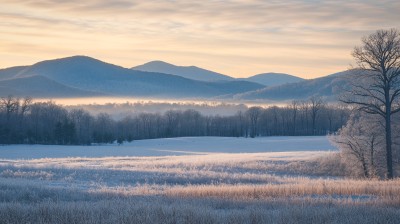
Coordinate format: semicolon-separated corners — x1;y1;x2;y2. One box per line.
0;0;399;78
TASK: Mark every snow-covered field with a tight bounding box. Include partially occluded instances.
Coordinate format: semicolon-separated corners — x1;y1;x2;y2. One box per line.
0;136;337;189
0;136;337;190
1;136;399;224
0;136;335;159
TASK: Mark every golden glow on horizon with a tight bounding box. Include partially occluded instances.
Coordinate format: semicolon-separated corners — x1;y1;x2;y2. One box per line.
1;0;399;78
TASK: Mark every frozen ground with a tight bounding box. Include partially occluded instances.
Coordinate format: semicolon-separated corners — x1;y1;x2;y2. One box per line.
1;136;399;223
0;136;336;159
0;136;337;189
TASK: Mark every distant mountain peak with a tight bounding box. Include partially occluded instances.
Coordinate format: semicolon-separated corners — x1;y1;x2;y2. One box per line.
132;61;234;82
63;55;93;60
32;55;115;67
144;60;174;65
242;72;304;86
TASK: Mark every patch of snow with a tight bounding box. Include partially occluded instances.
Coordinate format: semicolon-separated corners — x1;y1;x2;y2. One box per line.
0;136;336;159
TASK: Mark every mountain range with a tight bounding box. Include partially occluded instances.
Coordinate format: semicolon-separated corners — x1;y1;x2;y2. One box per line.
132;61;305;86
0;56;350;101
0;56;264;98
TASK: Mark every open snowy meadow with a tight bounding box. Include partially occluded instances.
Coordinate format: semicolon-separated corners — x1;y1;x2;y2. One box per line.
1;136;399;224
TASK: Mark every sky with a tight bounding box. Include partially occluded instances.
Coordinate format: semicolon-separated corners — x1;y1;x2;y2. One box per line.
1;0;399;79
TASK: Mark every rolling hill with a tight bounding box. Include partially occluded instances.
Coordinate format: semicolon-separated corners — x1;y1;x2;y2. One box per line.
234;71;351;101
243;73;304;86
0;66;29;81
132;60;234;82
0;75;102;97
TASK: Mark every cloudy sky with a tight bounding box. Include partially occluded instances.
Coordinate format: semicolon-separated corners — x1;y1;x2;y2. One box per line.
1;0;399;78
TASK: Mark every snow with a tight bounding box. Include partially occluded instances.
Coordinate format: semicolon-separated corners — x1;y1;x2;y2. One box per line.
0;136;336;159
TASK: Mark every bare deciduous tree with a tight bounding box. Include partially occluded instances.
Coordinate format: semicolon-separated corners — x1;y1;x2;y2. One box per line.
1;96;19;122
246;107;262;138
341;29;400;178
289;100;299;135
310;96;325;135
331;113;384;178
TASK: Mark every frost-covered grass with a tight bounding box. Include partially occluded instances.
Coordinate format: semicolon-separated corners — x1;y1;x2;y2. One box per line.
1;179;400;224
0;137;398;223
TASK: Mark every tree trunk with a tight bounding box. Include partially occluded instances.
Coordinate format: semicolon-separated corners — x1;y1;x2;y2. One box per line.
385;113;393;179
370;136;376;177
361;158;369;178
384;85;394;179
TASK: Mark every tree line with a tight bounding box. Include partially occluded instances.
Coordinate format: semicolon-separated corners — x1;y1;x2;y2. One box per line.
0;96;349;145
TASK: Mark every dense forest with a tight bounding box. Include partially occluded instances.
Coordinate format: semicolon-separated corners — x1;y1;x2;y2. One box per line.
0;96;350;145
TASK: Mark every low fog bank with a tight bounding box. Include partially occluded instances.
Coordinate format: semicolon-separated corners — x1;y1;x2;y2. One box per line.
66;103;249;119
37;97;290;119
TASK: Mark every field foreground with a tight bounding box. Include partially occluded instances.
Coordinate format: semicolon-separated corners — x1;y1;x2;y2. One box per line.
0;137;399;224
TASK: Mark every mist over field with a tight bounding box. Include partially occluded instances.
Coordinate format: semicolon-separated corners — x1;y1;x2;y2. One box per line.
40;97;252;117
53;97;288;119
